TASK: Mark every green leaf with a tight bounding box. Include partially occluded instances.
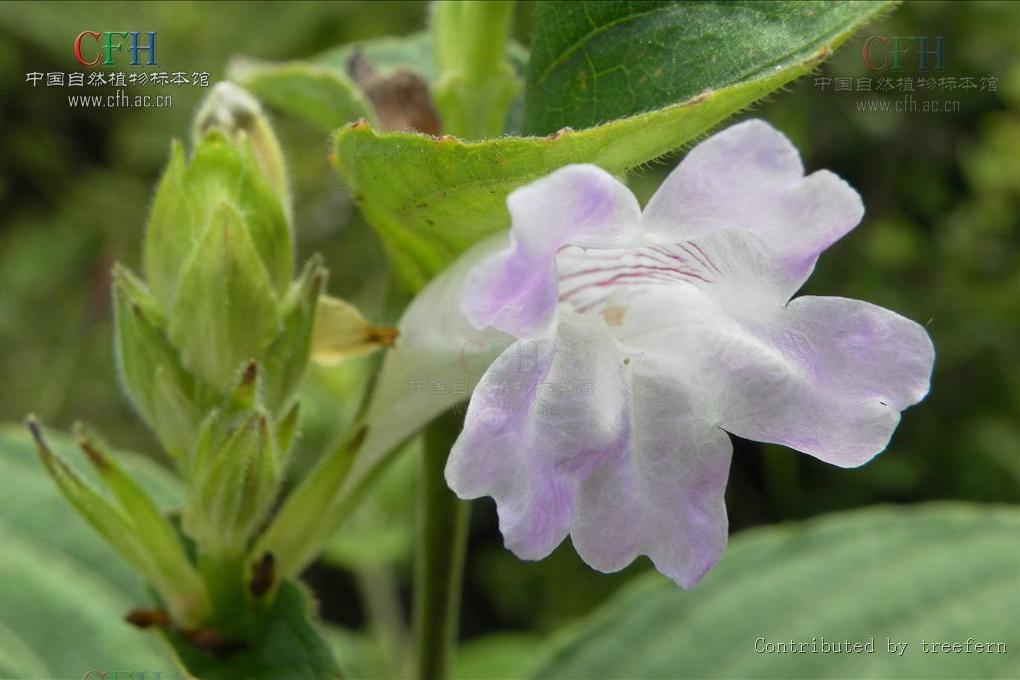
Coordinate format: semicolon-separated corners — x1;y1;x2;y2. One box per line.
0;424;182;679
454;633;543;680
528;503;1020;680
313;31;440;85
314;30;528;90
323;627;386;680
166;580;342;680
523;0;893;134
234;31;529;135
229;59;376;133
336;2;888;290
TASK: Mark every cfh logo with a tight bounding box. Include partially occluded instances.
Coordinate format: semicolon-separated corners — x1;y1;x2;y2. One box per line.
73;31;158;67
862;35;945;71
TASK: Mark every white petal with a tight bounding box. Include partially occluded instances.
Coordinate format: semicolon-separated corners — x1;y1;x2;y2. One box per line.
446;311;631;559
571;360;732;588
617;287;934;468
343;234;511;494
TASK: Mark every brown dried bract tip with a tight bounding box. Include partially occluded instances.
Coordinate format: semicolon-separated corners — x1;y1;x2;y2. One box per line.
250;551;276;597
79;439;110;471
550;127;573;140
26;416;67;476
25;415;45;448
25;415;58;466
366;325;399;348
241;360;259;387
350;118;371;130
125;609;170;629
182;628;247;657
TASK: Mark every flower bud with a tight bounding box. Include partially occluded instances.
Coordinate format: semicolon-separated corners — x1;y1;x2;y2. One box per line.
194;81;290;211
168;202;283;394
144;125;292;308
185;407;281;554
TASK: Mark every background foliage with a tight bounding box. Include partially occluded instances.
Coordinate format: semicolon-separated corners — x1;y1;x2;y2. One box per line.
0;1;1018;678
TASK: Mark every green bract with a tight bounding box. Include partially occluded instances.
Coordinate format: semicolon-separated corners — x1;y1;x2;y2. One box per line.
32;84;340;644
119;94;320;467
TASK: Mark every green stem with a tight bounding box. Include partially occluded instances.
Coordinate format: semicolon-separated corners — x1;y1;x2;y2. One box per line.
356;565;409;677
432;0;519;139
198;549;248;633
460;1;516;85
413;410;471;680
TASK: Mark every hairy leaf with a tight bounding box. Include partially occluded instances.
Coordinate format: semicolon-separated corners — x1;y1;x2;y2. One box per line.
229;58;376;132
167;581;342;680
528;504;1020;679
0;425;181;678
524;0;893;134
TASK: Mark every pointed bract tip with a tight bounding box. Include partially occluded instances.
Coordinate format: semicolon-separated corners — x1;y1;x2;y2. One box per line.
24;414;42;443
79;439;110;471
71;421;110;470
241;359;259;387
125;609;170;629
250;551;275;597
24;415;56;465
367;325;399;348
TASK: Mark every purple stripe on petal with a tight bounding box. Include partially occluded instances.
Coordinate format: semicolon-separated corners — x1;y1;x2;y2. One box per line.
461;165;640;339
642;120;864;300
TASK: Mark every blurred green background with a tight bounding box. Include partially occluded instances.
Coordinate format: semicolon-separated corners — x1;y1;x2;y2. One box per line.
0;0;1018;672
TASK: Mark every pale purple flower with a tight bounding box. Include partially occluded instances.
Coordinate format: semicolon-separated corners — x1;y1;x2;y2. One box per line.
435;120;935;587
